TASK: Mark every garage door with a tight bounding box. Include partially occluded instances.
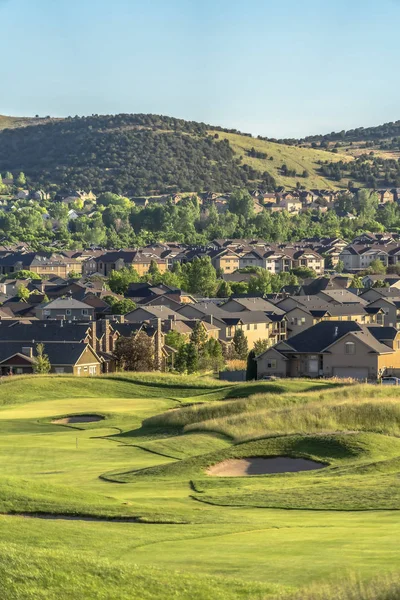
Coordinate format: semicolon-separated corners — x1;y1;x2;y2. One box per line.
333;367;369;380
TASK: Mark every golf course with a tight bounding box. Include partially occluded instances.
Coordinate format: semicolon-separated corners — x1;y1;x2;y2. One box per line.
2;374;400;599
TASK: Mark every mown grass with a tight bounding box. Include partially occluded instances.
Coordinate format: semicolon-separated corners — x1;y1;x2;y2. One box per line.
2;375;400;598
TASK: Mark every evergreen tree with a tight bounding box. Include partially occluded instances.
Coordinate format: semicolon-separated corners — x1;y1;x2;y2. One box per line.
233;329;248;360
16;172;26;187
190;321;208;349
246;350;257;381
175;344;188;373
148;259;161;282
253;339;270;356
34;343;51;374
185;342;199;374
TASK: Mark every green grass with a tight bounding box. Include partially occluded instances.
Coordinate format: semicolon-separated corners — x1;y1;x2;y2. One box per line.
209;130;353;190
2;374;400;598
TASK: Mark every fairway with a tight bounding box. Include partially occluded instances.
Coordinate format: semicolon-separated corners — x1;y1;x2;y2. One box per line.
1;375;400;599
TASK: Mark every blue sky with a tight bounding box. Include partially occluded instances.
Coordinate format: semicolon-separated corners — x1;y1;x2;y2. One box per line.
1;0;399;136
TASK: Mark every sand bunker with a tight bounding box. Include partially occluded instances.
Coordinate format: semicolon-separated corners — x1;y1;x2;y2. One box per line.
52;414;104;425
207;456;326;477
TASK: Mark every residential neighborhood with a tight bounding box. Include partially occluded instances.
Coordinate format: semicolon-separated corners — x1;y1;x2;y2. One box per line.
0;226;399;380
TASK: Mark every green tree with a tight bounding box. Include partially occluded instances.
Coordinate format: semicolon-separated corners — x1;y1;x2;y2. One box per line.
13;270;41;280
17;285;30;302
253;339;270;355
182;257;217;296
147;259;162;282
185;342;199;374
33;343;51;374
246;350;257;381
248;270;272;295
175;344;188;373
190;321;208;349
216;280;232;298
368;259;386;275
291;267;317;279
350;276;364;289
164;330;186;351
357;189;379;223
16;172;26;187
108;267;140;294
228;189;255;219
103;296;136;315
233;328;248;360
335;260;344;273
206;338;224;372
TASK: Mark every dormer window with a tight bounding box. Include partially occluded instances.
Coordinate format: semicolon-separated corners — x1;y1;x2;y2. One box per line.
345;341;355;355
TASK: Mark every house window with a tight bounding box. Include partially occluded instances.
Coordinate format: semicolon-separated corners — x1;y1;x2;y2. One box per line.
345;342;356;355
82;309;88;316
15;368;23;374
254;324;258;330
66;309;71;316
267;359;277;369
89;366;97;375
247;324;250;331
55;367;65;374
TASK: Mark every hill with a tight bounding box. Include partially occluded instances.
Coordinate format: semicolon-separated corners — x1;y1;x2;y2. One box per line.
0;113;352;195
209;129;351;190
0;114;54;131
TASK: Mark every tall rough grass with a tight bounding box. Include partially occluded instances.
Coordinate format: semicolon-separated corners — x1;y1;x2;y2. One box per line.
145;383;400;440
285;573;400;600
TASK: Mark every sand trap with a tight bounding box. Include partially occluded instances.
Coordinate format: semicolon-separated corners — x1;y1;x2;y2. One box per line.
206;456;326;477
52;414;104;425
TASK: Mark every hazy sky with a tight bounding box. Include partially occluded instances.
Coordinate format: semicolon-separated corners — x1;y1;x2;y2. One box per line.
1;0;399;137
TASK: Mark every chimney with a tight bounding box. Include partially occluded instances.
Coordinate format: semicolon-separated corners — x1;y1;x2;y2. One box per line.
100;319;111;353
90;320;98;352
21;346;33;359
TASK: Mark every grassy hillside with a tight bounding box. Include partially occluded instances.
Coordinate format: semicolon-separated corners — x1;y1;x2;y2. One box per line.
0;374;400;598
0;113;357;194
0;115;52;131
209;129;353;190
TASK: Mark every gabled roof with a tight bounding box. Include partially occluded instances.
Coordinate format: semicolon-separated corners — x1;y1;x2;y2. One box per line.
268;321;395;355
41;297;93;310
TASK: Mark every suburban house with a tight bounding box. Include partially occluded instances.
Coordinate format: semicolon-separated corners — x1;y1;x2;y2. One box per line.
0;252;82;278
93;251;167;277
177;302;286;348
339;245;389;271
255;321;400;381
37;298;95;321
0;341;101;376
209;249;240;273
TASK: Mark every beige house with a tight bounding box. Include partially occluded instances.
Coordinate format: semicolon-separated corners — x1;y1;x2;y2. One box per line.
256;321;400;380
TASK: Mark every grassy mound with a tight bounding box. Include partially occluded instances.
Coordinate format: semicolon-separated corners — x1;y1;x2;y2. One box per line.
1;374;400;597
